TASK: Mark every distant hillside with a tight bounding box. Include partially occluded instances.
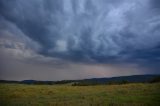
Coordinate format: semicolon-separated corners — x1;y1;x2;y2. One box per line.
0;74;159;85
84;75;160;83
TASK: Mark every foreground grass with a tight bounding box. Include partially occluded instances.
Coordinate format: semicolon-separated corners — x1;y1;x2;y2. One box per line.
0;83;160;106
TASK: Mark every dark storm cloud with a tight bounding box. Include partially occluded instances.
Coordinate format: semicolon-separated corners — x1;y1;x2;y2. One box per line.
150;0;160;9
0;0;160;80
0;0;160;64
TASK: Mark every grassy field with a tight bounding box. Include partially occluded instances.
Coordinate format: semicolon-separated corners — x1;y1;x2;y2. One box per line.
0;83;160;106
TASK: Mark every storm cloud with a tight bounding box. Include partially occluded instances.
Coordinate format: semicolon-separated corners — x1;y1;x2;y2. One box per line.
0;0;160;80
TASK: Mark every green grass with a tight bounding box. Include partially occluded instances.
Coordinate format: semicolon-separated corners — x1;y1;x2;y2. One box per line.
0;83;160;106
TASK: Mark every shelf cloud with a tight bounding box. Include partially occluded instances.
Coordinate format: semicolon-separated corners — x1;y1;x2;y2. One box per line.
0;0;160;80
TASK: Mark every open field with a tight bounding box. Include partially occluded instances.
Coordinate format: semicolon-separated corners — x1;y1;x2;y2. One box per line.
0;83;160;106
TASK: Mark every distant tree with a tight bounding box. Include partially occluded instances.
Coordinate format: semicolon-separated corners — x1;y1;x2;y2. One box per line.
72;81;101;86
106;81;116;85
106;80;129;85
149;76;160;83
120;80;129;84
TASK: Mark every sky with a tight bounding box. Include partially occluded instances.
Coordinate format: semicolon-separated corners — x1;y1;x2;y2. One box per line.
0;0;160;81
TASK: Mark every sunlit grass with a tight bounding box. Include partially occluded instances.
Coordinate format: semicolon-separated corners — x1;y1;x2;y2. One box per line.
0;83;160;106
